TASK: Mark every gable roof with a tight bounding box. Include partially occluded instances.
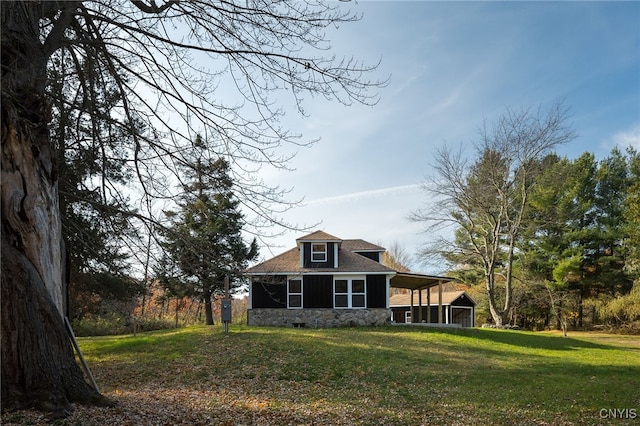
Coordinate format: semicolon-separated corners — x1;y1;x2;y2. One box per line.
295;230;342;243
389;290;476;307
246;246;395;275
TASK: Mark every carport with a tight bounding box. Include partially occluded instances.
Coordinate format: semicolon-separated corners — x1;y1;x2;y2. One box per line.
389;273;455;324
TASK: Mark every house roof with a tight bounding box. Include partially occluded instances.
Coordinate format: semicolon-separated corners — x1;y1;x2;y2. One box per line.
341;239;386;252
246;231;454;285
389;290;476;307
246;246;395;275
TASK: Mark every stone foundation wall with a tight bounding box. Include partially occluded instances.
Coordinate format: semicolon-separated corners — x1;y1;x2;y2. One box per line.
247;308;391;328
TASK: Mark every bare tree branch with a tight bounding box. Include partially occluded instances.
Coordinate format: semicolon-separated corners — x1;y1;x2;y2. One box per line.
413;101;575;325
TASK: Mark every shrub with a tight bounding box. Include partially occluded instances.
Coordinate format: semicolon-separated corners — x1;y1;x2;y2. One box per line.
596;283;640;327
73;313;175;336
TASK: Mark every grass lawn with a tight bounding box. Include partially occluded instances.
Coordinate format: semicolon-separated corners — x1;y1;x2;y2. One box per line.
3;326;639;425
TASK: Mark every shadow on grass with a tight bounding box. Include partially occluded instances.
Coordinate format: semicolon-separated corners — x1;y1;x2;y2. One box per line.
80;325;620;372
403;325;614;351
71;325;640;425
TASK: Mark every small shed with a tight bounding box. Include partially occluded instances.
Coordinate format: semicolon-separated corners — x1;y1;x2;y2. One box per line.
390;290;476;327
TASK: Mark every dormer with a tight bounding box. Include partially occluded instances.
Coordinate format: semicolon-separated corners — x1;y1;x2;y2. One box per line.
296;230;342;269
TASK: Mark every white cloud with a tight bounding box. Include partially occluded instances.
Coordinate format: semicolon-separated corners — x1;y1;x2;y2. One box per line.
612;123;640;149
306;183;422;206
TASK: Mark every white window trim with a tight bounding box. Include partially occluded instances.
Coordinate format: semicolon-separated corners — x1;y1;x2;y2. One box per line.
311;243;327;262
287;277;303;309
299;244;304;268
333;276;366;309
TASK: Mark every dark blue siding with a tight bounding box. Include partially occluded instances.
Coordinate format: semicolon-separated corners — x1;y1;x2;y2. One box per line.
366;275;387;308
357;252;380;262
302;242;336;268
251;276;286;308
303;275;333;308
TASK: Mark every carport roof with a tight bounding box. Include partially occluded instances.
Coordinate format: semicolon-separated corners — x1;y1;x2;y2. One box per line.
390;273;454;291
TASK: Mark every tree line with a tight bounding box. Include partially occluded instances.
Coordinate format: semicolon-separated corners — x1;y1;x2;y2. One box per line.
66;135;258;336
69;102;640;336
414;103;639;332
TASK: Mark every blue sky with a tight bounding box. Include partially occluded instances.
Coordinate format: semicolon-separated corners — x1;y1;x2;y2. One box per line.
252;1;640;272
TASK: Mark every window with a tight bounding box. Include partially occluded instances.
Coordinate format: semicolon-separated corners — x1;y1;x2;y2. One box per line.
288;279;302;308
352;279;365;308
334;279;348;308
311;243;327;262
334;277;366;309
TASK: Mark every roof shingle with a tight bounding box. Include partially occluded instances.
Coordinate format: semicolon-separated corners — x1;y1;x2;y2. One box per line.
341;239;385;252
295;230;342;242
246;246;395;275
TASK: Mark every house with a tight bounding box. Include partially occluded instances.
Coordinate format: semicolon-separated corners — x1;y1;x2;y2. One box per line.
245;230;455;327
390;290;476;327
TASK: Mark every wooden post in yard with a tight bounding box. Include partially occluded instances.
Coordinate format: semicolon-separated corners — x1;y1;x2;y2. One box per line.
223;276;230;334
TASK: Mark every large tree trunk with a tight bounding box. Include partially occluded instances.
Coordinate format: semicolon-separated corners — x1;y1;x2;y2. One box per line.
485;269;508;326
487;291;508;326
1;242;106;416
1;2;107;416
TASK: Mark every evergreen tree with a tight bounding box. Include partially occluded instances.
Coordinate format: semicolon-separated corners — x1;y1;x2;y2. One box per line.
624;148;640;279
49;49;142;320
524;152;599;328
590;148;634;295
524;149;635;327
162;139;258;325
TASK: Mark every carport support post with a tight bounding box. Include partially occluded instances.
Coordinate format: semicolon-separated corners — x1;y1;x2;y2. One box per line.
438;280;443;324
418;289;423;323
410;289;414;323
427;287;431;323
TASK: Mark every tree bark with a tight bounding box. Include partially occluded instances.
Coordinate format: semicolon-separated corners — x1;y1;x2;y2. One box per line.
175;297;181;328
1;2;108;415
1;242;106;415
485;265;507;326
204;289;215;325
